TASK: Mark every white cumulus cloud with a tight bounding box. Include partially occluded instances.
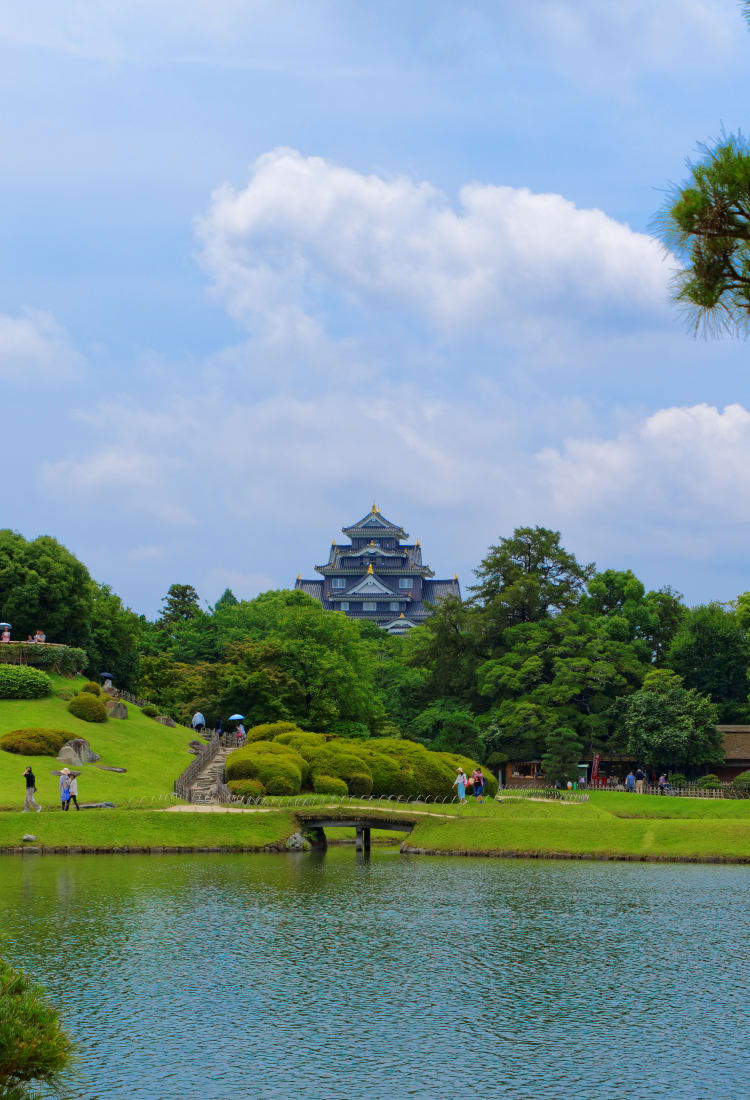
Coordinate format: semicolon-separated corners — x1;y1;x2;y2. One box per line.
0;309;84;380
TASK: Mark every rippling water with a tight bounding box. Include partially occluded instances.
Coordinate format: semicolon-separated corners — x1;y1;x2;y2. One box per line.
2;851;748;1099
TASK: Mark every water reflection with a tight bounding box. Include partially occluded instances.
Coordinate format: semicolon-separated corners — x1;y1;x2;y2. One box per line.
2;851;748;1099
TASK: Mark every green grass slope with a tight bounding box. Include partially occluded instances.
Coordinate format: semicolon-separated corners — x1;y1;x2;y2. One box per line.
0;675;196;809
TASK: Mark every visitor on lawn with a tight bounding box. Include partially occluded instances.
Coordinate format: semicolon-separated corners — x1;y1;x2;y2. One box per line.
625;771;636;792
472;767;486;802
191;711;206;733
22;766;42;813
68;772;80;811
635;766;645;794
59;769;72;811
453;767;467;804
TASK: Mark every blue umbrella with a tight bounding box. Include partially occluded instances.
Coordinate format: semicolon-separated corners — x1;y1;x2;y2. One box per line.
228;713;244;721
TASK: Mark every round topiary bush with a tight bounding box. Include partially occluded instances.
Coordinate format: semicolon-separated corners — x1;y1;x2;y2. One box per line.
733;769;750;792
347;771;374;796
227;778;266;799
244;721;302;743
668;772;688;787
0;728;70;756
0;665;52;700
225;743;304;795
80;681;101;696
68;693;108;723
141;704;158;718
312;774;348;796
696;773;723;788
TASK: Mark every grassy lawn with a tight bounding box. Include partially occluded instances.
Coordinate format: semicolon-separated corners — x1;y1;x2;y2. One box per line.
0;808;295;850
586;790;750;819
0;675;196;809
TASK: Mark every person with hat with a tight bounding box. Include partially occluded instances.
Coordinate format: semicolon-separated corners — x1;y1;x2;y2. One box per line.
453;767;468;804
59;768;72;811
22;766;42;812
68;772;80;811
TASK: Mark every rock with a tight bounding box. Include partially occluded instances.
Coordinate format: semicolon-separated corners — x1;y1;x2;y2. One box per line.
105;700;128;719
102;684;117;696
22;834;37;842
188;739;207;754
285;831;310;852
156;716;176;727
93;765;127;773
80;802;115;810
57;738;100;766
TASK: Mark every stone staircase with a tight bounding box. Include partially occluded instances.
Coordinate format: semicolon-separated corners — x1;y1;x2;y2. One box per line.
187;745;234;803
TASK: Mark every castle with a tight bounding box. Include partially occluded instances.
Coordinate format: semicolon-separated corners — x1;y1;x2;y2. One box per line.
294;505;461;634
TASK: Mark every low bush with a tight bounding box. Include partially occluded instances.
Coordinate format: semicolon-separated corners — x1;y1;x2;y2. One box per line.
668;772;688;787
0;728;70;756
141;704;158;718
0;664;51;699
80;680;101;696
696;773;723;789
68;693;108;723
225;743;304;795
733;770;750;791
245;721;302;743
227;778;266;799
347;771;374;796
313;774;348;796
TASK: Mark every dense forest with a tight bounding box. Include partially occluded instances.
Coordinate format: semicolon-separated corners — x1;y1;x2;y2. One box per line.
2;525;745;775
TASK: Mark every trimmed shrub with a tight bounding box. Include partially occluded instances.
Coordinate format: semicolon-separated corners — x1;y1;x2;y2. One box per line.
80;681;101;696
0;728;70;756
68;693;107;723
0;664;51;699
225;743;304;795
245;721;302;743
733;770;750;791
668;772;688;787
0;643;87;675
275;730;327;753
264;768;300;796
313;774;348;796
696;773;723;788
347;771;374;796
141;704;158;718
227;778;266;799
307;745;372;786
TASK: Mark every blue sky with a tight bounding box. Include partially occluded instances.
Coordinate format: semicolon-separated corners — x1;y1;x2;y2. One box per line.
2;0;750;616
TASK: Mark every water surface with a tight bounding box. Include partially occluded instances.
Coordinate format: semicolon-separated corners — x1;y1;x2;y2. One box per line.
2;851;748;1099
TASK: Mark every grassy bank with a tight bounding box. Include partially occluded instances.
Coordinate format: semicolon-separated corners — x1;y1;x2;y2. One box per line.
0;809;295;851
0;675;196;808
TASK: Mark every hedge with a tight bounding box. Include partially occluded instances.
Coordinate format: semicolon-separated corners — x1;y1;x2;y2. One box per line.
0;643;86;675
313;774;348;796
0;728;70;756
227;778;266;799
0;665;52;699
68;693;108;723
244;721;301;743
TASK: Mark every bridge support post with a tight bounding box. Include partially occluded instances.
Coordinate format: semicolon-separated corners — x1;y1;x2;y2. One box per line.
364;827;371;852
355;826;364;852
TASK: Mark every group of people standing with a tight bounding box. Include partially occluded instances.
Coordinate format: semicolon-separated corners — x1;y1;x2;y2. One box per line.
624;768;671;794
453;766;486;803
22;766;80;811
1;628;46;643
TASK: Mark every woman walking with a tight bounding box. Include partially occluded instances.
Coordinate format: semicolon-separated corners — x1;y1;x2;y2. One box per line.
453;767;468;804
68;772;81;810
472;767;486;803
59;768;71;811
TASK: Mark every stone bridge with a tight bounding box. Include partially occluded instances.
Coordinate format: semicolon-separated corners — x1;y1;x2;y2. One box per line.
296;812;415;852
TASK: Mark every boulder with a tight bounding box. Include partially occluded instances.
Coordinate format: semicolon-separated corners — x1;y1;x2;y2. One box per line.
285;831;310;852
22;834;37;842
188;739;207;755
156;716;176;727
102;684;117;696
105;700;128;719
57;738;100;766
94;765;127;773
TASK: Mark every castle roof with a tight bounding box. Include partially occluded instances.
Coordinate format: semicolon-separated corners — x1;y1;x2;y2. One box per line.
341;505;407;539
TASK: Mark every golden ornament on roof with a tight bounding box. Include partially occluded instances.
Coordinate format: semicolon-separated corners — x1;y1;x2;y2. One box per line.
367;563;374;574
297;574;301;580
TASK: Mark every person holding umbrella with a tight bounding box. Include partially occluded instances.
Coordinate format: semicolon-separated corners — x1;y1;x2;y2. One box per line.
0;622;11;643
229;714;246;746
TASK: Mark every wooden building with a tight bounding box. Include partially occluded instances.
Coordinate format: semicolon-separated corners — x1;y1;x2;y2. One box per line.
294;505;461;634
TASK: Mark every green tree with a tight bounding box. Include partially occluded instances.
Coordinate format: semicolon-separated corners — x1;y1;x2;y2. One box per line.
582;571;685;663
0;529;94;646
665;603;749;720
542;726;583;786
408;699;483;758
215;587;239;610
610;677;722;772
657;132;750;335
84;583;141;690
0;958;73;1099
471;526;594;631
159;584;201;623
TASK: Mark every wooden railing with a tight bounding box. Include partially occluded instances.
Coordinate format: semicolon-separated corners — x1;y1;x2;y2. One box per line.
173;733;235;801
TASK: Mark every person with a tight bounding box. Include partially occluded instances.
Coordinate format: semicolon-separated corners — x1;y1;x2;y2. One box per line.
68;772;80;811
625;770;636;792
472;767;486;803
23;766;42;812
635;766;645;794
235;722;246;747
453;767;468;804
191;711;206;734
33;629;46;643
59;768;72;811
658;773;667;795
1;628;9;643
214;716;223;741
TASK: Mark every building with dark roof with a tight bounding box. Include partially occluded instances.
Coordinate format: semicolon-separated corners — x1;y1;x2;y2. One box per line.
294;505;461;634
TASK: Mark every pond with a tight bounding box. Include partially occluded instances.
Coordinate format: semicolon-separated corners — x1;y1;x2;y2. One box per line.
3;850;748;1099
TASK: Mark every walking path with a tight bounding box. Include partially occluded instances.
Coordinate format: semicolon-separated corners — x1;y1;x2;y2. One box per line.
187;745;234;802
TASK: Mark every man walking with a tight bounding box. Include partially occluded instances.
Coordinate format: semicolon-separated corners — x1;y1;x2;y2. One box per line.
23;766;42;812
635;766;645;794
191;710;206;734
